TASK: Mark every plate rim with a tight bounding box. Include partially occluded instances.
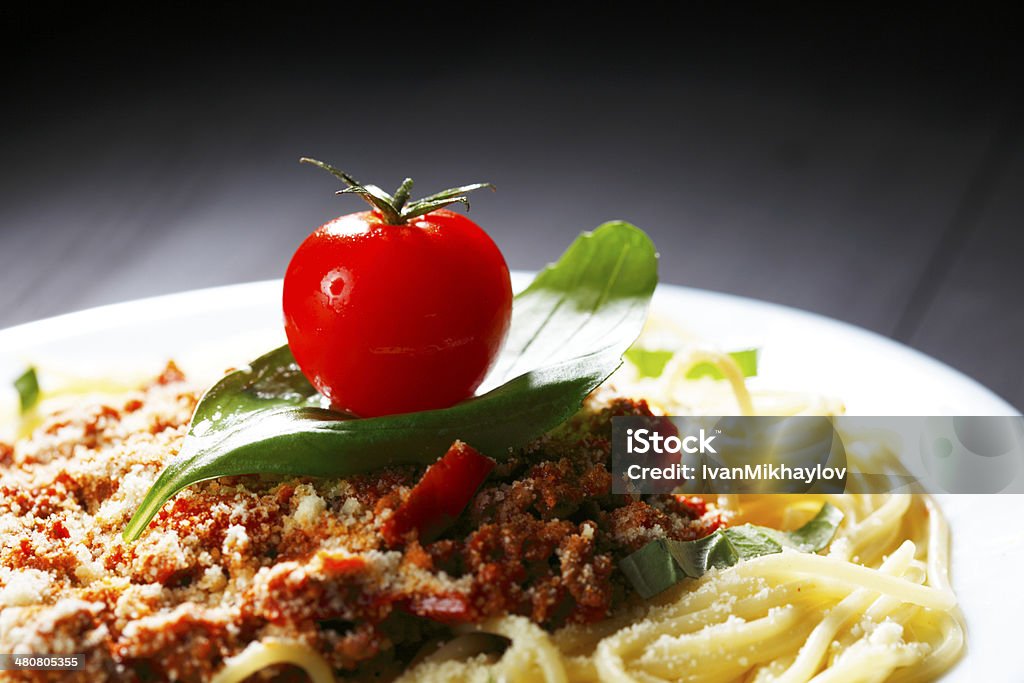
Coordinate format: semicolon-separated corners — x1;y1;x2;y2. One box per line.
2;275;1015;415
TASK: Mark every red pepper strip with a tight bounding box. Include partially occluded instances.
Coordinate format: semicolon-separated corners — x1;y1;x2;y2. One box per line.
382;440;495;546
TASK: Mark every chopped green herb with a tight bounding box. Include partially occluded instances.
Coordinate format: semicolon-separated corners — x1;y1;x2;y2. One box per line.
14;367;40;414
625;347;759;380
620;502;843;599
617;539;688;599
623;348;674;378
687;348;759;380
766;500;845;552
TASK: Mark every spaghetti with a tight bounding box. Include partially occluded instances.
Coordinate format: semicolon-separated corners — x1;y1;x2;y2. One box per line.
0;339;964;682
382;494;962;683
380;345;963;681
211;344;965;682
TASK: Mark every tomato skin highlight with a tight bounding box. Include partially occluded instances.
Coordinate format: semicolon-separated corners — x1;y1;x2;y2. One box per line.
283;209;512;417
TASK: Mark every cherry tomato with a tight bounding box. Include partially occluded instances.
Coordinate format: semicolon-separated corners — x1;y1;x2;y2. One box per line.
283;161;512;417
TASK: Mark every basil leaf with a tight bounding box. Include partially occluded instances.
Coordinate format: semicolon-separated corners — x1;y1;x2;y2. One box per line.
624;348;759;380
719;524;782;560
14;367;40;414
618;539;688;599
484;221;659;389
185;345;327;427
124;221;657;541
620;502;843;599
765;500;845;553
671;530;739;574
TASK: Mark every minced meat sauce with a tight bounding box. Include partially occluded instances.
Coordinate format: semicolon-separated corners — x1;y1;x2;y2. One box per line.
0;366;722;681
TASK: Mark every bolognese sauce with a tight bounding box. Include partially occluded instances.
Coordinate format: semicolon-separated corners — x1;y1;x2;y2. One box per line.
0;368;721;681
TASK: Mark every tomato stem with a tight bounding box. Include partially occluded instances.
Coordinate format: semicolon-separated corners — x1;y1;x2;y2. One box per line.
392;178;414;211
300;157;494;225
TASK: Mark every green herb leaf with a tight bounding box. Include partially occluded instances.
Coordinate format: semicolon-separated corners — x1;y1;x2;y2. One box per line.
485;221;658;389
123;221;658;541
623;348;675;378
687;348;758;380
14;367;40;414
620;502;843;599
721;524;784;559
766;500;845;552
624;347;758;380
617;539;688;599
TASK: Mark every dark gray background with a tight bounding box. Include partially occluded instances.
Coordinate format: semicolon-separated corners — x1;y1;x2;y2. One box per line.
2;6;1022;408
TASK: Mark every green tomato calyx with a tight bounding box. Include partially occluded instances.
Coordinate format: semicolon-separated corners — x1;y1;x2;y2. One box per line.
300;157;494;225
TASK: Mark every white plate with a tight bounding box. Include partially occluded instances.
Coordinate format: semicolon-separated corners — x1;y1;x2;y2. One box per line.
0;276;1019;681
